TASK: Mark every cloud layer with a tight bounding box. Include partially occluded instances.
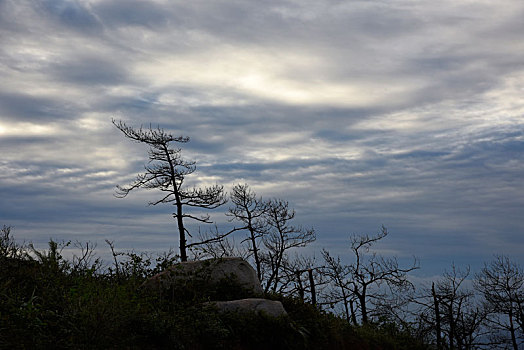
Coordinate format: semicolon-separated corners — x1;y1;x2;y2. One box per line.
1;0;523;275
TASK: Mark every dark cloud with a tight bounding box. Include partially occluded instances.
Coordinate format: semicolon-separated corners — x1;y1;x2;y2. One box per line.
49;56;128;86
0;91;76;122
38;0;100;31
92;0;172;28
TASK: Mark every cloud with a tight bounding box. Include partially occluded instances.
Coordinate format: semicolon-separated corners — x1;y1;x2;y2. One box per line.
48;55;128;86
39;0;101;31
0;92;73;122
0;0;523;276
92;0;171;29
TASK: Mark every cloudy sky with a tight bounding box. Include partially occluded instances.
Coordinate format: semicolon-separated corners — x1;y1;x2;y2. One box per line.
1;0;523;276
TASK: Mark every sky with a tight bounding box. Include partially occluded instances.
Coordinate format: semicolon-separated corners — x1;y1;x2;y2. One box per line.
1;0;523;277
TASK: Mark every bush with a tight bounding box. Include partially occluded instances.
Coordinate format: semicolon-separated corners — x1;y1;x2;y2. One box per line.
0;235;429;349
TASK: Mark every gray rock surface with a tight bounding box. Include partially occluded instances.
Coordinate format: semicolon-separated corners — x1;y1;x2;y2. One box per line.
145;257;263;295
210;298;287;317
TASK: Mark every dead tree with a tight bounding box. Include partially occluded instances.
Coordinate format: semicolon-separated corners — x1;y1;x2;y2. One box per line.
189;225;248;260
432;282;443;349
284;255;325;305
261;199;315;294
475;255;524;350
227;184;268;281
113;120;226;261
347;226;418;324
321;249;358;324
416;264;486;350
439;265;486;349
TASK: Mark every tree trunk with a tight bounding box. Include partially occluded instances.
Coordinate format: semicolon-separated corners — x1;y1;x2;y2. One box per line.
340;286;350;324
308;268;316;306
359;291;368;324
249;225;261;281
448;304;455;350
517;299;524;334
296;270;304;302
509;309;518;350
175;199;187;262
432;283;442;350
350;300;357;325
164;144;187;262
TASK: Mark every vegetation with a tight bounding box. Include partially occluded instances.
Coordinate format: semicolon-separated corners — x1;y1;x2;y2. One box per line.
2;222;523;349
0;226;427;349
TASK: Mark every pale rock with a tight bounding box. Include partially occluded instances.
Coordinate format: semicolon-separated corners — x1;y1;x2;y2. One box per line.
145;257;263;295
210;298;287;317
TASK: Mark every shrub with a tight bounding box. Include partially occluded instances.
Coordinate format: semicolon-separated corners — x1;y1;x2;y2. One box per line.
0;235;429;349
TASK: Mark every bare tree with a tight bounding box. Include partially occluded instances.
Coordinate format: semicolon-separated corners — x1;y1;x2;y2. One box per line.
416;264;486;350
261;199;315;294
437;266;485;349
321;249;358;324
189;226;249;260
112;120;227;261
227;184;268;281
278;254;325;303
475;255;524;350
432;282;443;349
346;226;418;324
71;241;101;274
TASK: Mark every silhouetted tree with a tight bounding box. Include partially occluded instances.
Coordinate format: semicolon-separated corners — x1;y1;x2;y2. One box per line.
417;264;486;349
189;225;248;260
1;225;18;259
432;282;443;349
346;226;418;324
227;184;268;281
322;249;358;324
112;120;226;261
279;254;325;303
261;199;315;293
71;241;101;274
475;255;524;350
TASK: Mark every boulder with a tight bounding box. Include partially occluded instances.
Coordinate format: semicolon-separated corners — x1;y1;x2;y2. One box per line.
145;257;263;296
210;298;287;318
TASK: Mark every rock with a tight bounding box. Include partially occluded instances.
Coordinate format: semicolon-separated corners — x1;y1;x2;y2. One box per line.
145;257;263;296
210;298;287;317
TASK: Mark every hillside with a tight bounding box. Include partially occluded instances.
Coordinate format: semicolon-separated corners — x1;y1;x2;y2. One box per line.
0;240;427;349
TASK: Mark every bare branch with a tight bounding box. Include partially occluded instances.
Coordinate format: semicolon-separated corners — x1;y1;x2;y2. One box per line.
112;120;226;261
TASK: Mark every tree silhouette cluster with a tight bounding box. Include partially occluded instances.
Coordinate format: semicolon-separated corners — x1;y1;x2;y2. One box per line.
112;121;524;349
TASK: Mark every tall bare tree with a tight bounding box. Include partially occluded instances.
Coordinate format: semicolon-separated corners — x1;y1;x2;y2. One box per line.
112;120;226;261
321;249;358;324
416;264;486;350
346;226;418;324
227;184;268;281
